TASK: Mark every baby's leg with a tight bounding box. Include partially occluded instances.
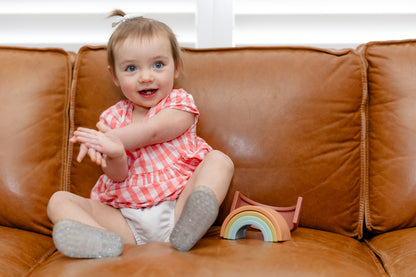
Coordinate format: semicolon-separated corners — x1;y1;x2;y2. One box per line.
47;191;135;258
170;150;234;251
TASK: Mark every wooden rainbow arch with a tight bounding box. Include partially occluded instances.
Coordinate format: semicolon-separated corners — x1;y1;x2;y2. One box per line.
220;206;292;242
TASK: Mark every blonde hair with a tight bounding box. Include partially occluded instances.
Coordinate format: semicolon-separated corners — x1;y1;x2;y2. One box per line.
107;10;183;71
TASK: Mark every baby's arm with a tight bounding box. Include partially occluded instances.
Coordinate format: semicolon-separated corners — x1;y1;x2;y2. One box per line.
71;107;193;181
103;108;194;151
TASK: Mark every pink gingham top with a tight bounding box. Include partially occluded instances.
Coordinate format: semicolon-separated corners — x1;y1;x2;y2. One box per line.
90;89;212;208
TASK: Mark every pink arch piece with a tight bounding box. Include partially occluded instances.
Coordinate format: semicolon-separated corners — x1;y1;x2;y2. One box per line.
230;191;302;232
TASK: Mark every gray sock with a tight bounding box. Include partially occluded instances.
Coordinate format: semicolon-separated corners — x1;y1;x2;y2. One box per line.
170;186;219;251
52;220;123;258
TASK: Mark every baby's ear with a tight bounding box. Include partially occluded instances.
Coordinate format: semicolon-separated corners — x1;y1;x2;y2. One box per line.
107;66;120;87
174;66;181;79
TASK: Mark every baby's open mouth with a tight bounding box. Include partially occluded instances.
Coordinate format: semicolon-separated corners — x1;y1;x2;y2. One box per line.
139;89;158;95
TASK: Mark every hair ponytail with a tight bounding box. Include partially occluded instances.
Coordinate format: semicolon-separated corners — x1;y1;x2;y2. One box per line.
108;9;126;18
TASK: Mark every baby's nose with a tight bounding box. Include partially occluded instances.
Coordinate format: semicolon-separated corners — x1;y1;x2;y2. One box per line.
139;70;154;83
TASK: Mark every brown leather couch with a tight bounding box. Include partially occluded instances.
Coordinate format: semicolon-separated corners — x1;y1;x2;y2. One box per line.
1;39;416;276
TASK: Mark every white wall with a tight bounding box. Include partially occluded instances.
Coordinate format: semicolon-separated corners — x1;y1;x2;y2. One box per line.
1;0;416;51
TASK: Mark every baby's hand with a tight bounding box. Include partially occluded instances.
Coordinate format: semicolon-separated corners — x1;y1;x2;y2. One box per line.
77;143;107;167
69;136;107;166
72;127;125;160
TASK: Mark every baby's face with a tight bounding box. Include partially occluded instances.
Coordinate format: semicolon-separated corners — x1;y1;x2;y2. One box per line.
110;35;179;111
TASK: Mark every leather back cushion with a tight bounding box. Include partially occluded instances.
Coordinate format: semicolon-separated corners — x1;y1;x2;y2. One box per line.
0;47;71;235
70;46;366;238
363;39;416;234
69;46;124;197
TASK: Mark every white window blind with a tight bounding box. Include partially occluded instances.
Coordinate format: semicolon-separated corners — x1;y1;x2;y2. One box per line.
0;0;197;51
233;0;416;48
1;0;416;51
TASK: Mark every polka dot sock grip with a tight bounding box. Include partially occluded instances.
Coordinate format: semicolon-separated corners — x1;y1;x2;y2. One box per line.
52;220;124;258
170;186;219;251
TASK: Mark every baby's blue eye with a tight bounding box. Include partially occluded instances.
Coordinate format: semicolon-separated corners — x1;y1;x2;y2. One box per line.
126;65;136;72
153;62;163;69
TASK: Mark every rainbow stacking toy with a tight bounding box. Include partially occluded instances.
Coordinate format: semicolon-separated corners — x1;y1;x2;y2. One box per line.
220;191;302;242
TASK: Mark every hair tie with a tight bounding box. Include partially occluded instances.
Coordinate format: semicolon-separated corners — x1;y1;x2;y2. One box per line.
112;13;143;28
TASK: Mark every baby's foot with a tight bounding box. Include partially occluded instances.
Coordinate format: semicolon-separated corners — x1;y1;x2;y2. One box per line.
170;186;218;251
52;220;123;258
